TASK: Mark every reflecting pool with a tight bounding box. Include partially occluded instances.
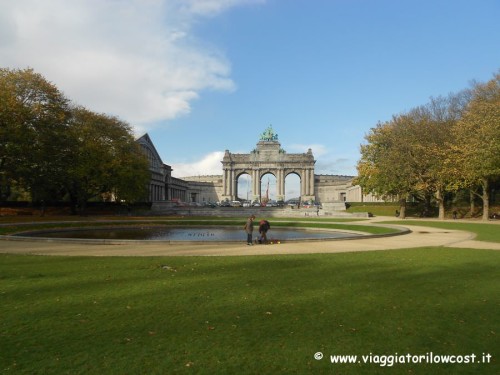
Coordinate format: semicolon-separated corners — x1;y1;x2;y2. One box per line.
19;226;363;242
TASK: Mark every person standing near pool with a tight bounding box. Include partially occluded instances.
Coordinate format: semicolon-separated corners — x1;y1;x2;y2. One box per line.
244;214;256;245
258;219;270;244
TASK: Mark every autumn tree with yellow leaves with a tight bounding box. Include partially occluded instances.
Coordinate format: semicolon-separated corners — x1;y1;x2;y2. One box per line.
356;73;499;220
452;73;500;220
0;68;149;213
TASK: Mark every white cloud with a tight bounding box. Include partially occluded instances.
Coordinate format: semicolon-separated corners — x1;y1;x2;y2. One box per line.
171;151;225;177
286;144;357;175
287;143;329;157
315;158;357;176
0;0;260;128
183;0;265;15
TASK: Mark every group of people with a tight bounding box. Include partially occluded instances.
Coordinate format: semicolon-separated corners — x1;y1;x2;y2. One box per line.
244;215;271;245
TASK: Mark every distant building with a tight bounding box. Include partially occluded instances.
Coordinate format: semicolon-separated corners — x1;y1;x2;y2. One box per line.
182;175;223;204
136;133;188;203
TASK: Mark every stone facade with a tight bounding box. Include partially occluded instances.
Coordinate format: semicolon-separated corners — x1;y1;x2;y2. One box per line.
346;185;386;203
137;133;188;203
183;176;223;204
315;175;354;203
136;134;167;202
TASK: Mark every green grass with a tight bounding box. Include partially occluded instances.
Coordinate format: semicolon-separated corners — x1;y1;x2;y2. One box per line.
347;203;500;219
347;203;400;217
1;249;498;374
381;220;500;243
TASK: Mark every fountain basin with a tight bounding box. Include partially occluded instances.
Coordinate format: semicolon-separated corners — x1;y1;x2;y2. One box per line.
14;225;365;243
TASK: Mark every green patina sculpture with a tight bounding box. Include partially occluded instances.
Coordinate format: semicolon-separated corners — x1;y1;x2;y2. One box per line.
260;125;278;141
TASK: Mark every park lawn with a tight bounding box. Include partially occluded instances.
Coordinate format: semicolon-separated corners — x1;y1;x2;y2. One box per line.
1;248;498;375
347;204;399;217
381;220;500;243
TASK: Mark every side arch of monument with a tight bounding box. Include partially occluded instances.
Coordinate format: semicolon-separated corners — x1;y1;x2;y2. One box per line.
234;170;254;201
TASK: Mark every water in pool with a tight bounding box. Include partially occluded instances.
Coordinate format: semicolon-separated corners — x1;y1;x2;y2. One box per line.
20;226;361;241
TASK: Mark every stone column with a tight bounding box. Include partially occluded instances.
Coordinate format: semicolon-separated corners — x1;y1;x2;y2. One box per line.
230;169;235;199
300;171;305;198
304;169;309;195
277;169;284;199
310;169;315;198
310;169;313;196
222;168;228;196
253;169;260;201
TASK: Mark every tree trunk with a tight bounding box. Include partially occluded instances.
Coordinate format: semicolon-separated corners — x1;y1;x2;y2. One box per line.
399;198;406;219
436;188;445;220
78;198;88;216
469;190;475;217
39;200;46;217
481;178;490;221
423;193;432;217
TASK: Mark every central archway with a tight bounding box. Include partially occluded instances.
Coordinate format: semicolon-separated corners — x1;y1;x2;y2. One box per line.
260;172;277;204
285;172;301;202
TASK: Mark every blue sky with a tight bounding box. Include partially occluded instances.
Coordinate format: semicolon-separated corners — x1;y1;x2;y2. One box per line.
1;0;499;180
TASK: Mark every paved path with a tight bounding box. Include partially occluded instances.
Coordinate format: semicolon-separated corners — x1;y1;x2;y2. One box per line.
1;217;499;256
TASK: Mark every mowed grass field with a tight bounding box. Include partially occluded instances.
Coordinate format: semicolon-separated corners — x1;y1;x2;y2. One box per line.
381;220;500;243
1;246;499;374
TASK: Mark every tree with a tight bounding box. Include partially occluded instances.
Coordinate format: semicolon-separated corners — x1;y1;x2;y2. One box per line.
409;93;469;219
66;107;149;214
453;73;500;220
110;145;150;213
0;68;72;212
400;108;446;219
0;71;21;200
355;117;418;218
356;90;472;220
106;127;150;207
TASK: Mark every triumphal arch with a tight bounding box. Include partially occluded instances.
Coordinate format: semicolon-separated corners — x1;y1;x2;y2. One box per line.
221;126;316;202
